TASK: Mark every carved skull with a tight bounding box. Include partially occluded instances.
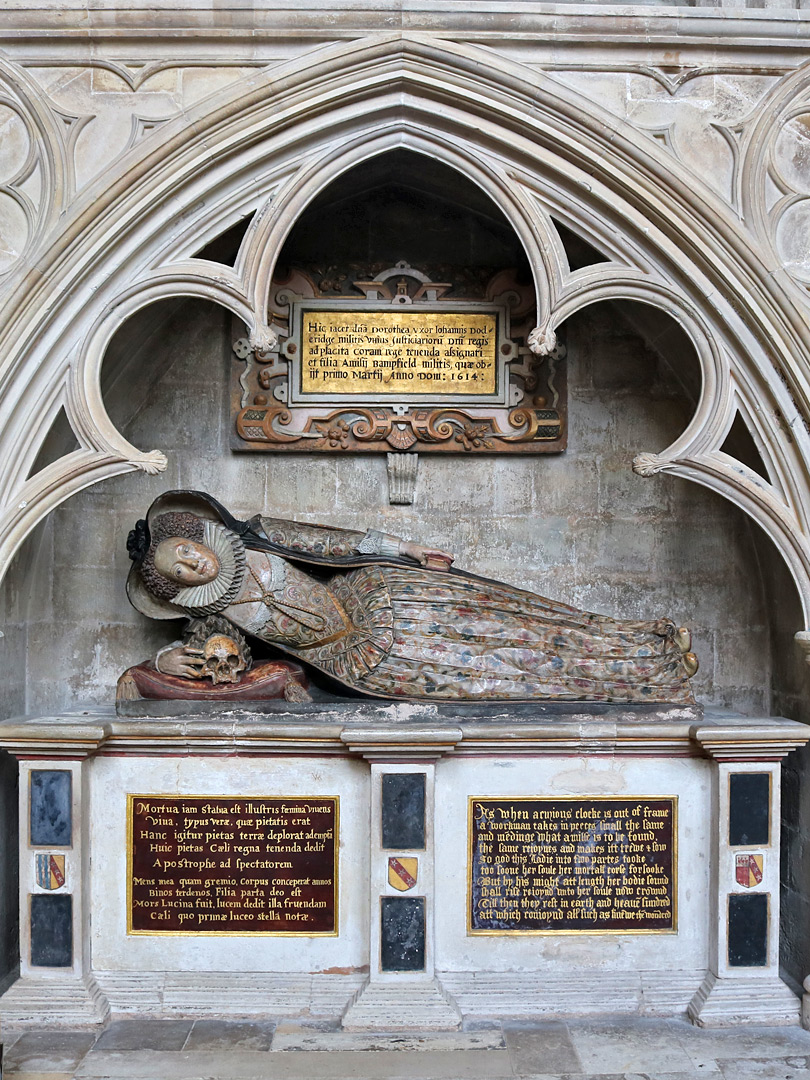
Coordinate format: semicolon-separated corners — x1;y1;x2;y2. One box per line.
201;633;246;685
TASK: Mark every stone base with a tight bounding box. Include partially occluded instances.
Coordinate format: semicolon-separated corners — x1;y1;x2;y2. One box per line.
95;971;366;1018
342;979;462;1031
442;969;705;1018
687;972;800;1027
0;975;110;1026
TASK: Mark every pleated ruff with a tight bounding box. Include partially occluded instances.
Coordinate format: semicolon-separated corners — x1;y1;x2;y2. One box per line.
328;566;694;704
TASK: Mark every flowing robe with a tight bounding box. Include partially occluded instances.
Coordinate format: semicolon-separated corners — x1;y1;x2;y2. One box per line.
213;515;694;704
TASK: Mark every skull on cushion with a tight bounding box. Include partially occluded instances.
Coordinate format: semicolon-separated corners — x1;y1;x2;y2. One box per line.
201;633;247;684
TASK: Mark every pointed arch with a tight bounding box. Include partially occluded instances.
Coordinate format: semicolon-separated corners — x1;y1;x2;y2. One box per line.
0;32;809;627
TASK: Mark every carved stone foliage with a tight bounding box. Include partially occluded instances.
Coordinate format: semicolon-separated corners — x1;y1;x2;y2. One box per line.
231;264;567;454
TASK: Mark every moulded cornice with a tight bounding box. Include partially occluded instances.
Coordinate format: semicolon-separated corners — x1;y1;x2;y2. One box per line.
2;709;807;762
0;4;809;59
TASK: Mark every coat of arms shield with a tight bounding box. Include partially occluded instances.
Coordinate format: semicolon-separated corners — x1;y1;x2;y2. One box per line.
388;856;418;891
35;853;66;890
735;853;764;888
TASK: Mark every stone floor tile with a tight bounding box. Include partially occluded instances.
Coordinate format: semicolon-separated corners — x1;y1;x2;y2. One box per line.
462;1019;503;1032
508;1074;628;1080
92;1018;193;1051
184;1019;275;1050
271;1031;506;1051
75;1048;515;1079
3;1030;97;1072
503;1022;582;1076
3;1074;75;1080
272;1019;341;1034
717;1060;810;1080
264;1048;515;1078
567;1019;697;1075
75;1050;274;1079
672;1022;810;1070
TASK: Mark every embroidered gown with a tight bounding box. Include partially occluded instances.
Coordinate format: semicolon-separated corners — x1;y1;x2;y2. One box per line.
216;516;694;704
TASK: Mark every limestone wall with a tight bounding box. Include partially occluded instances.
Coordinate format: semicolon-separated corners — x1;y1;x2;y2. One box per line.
6;295;771;717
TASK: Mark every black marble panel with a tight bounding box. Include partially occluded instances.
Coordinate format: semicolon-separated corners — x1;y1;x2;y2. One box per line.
30;894;72;967
729;773;769;847
381;773;425;850
380;896;425;972
29;771;72;847
728;892;768;967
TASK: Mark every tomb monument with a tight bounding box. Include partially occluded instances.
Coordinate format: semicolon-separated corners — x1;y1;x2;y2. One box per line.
1;133;809;1035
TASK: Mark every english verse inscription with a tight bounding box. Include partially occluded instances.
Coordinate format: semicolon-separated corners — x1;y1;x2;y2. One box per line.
469;797;676;933
128;795;338;935
300;311;498;396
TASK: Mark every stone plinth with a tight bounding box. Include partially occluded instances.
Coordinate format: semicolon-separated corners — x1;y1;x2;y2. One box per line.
0;703;805;1029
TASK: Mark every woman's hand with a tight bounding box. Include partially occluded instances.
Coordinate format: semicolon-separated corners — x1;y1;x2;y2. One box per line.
156;645;206;679
399;540;455;570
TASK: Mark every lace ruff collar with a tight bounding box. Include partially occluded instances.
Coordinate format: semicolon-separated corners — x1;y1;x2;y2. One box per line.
171;521;246;615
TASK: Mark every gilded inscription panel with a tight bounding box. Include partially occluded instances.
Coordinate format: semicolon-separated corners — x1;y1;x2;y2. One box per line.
127;795;338;935
468;797;676;934
300;311;498;397
231;264;568;454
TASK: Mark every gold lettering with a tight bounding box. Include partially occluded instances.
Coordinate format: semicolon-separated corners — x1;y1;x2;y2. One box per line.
470;799;675;933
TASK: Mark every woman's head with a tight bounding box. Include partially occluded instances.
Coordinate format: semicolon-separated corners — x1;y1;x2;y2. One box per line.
126;493;248;619
138;512;219;601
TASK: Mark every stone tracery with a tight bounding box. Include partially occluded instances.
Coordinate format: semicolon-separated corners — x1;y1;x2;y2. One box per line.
0;30;808;640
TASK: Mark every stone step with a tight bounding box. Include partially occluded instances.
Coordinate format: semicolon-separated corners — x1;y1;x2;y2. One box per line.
0;975;109;1026
688;973;801;1027
342;980;462;1032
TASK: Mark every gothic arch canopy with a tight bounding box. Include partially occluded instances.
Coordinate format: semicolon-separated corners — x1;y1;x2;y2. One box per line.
2;32;810;633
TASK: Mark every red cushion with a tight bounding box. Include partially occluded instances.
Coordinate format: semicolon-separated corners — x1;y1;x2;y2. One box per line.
122;660;308;701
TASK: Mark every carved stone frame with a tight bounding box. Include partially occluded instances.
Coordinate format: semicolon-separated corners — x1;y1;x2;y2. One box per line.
232;264;566;455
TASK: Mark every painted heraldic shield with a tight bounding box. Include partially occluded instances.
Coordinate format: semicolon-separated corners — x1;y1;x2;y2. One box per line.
735;853;764;888
36;853;65;890
388;856;418;891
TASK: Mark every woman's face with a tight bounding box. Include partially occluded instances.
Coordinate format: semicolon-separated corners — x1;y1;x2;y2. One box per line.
153;537;220;586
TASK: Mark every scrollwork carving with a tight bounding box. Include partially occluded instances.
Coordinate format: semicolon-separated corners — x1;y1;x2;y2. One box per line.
232;263;566;454
235;403;561;453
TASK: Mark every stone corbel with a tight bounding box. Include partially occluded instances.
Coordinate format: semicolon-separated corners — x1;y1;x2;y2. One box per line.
527;322;556;357
386;453;418;505
249;323;279;359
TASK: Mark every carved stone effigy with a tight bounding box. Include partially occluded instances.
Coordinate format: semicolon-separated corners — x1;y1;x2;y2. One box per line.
0;702;806;1029
123;489;699;704
0;488;803;1030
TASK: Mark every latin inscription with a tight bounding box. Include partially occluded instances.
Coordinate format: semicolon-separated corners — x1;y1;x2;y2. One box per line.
300;311;497;396
128;796;337;935
469;797;676;933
